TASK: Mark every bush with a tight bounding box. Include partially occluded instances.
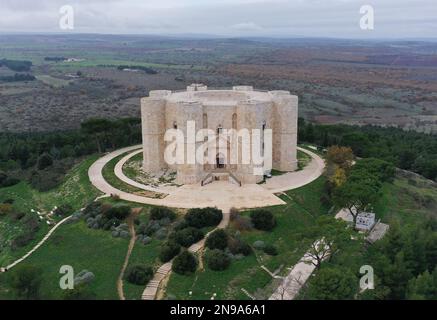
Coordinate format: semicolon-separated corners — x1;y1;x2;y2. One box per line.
169;227;204;247
263;244;278;256
185;207;223;228
159;241;181;263
205;229;228;250
172;250;198;275
206;249;231;271
0;171;19;188
228;237;252;256
150;207;176;221
253;240;265;249
54;204;73;217
124;264;153;285
231;215;253;231
0;203;13;216
250;210;276;231
105;205;131;220
63;284;96;300
83;201;102;217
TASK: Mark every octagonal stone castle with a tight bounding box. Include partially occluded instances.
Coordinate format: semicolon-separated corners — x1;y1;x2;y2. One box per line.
141;84;298;185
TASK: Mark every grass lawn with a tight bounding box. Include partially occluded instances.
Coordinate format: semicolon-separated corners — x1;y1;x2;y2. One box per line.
102;152;166;199
165;176;330;300
374;173;437;225
0;221;129;300
35;75;72;88
0;155;101;213
0;155;102;266
102;152;144;194
123;239;162;300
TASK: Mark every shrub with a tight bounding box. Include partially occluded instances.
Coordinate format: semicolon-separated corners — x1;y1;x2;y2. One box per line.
253;240;265;249
231;215;253;231
205;229;228;250
63;284;96;300
229;207;239;221
172;250;198;275
185;207;223;228
11;211;25;221
250;210;276;231
83;201;102;217
228;237;252;256
263;244;278;256
54;204;73;217
22;214;40;232
173;219;189;231
206;249;231;271
150;207;176;221
169;227;204;247
159;241;181;263
105;205;131;220
124;264;153;285
10;265;42;300
11;230;36;250
0;172;19;187
0;203;13;216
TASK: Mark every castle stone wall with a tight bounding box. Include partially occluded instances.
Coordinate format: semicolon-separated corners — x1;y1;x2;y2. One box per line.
141;85;298;185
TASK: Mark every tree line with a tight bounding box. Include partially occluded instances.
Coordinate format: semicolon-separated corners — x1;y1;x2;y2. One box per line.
0;118;141;191
298;118;437;181
0;59;33;72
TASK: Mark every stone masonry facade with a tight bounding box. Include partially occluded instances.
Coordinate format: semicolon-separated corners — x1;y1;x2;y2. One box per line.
141;84;298;185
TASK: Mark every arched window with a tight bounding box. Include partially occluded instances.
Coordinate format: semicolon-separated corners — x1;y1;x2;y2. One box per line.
217;124;223;135
203;113;208;128
232;113;237;129
173;121;177;129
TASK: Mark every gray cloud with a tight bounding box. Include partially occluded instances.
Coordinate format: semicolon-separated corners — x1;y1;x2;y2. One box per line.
0;0;435;38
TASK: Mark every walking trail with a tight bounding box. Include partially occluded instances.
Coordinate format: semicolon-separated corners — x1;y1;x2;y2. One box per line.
141;210;230;300
117;209;140;300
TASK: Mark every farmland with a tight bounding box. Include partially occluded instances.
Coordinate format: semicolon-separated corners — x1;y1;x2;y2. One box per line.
0;34;436;133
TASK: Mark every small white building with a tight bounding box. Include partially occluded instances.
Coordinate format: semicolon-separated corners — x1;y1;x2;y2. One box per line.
355;212;376;231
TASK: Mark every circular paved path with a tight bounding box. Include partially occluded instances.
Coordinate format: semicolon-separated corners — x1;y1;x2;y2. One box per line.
88;145;325;212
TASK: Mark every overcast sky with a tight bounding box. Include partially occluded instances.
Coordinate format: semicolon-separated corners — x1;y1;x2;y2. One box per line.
0;0;436;38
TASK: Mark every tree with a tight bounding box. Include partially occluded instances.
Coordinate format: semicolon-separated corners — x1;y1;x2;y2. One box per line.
37;152;53;170
205;229;228;250
326;146;354;170
10;265;43;300
172;250;198;275
169;227;204;248
406;268;437;300
341;132;370;157
159;241;181;263
330;167;347;187
185;207;223;228
332;172;381;225
305;216;351;270
305;267;358;300
124;264;153;285
150;207;176;221
206;249;231;271
352;158;395;182
250;210;276;231
80;118;112;153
